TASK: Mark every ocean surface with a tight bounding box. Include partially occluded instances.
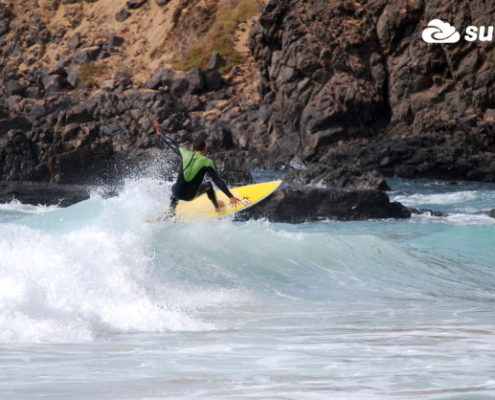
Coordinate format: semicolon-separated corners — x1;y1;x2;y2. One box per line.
0;176;494;400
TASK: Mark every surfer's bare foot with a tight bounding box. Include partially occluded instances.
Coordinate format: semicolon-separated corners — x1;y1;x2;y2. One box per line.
214;200;225;213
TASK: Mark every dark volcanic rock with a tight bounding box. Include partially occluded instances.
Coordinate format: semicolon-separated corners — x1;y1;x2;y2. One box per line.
0;130;40;181
204;70;222;91
42;74;69;93
114;71;132;88
73;46;102;64
206;51;226;71
4;80;27;96
170;72;190;97
0;2;12;37
185;67;206;95
127;0;147;9
102;36;125;53
115;9;131;22
67;33;82;51
239;187;411;223
246;0;495;182
284;165;391;191
0;181;91;207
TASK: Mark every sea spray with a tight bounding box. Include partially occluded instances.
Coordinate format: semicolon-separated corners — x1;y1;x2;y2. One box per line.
0;179;212;343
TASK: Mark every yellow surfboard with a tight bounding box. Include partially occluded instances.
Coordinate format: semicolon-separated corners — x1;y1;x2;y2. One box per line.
150;180;282;223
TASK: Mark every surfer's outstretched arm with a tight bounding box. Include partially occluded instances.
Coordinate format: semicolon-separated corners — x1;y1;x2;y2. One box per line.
154;121;181;156
206;167;241;207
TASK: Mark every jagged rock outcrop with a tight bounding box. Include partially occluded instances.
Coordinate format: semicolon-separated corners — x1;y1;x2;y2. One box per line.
0;86;252;185
238;187;411;223
0;181;91;207
247;0;495;182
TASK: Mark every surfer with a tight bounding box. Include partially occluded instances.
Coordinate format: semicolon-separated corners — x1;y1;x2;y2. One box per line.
154;121;241;214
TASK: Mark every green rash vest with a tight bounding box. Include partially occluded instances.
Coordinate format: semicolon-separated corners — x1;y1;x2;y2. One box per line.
180;147;216;182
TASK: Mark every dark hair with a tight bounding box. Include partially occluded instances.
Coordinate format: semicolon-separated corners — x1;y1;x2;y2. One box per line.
192;138;206;151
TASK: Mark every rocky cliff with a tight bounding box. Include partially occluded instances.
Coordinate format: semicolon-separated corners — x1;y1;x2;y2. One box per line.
248;0;495;182
1;0;495;191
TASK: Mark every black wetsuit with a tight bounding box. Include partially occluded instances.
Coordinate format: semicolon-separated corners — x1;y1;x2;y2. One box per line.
158;134;233;211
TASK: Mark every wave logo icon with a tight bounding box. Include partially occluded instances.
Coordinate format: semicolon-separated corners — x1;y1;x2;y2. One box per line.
422;19;461;43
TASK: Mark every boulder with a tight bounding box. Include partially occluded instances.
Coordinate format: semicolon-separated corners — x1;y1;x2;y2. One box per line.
170;72;190;97
238;187;411;223
115;9;131;22
186;67;205;94
4;80;27;96
161;68;176;88
24;86;44;99
0;2;11;36
180;95;204;112
102;35;125;52
56;55;72;69
206;51;226;71
126;0;147;9
114;71;132;88
48;67;68;78
146;68;176;90
204;70;222;91
41;75;68;93
26;102;46;119
67;33;81;51
73;46;101;64
146;68;166;90
67;65;81;88
64;104;93;124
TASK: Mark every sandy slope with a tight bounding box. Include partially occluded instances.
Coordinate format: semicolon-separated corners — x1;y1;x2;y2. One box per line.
14;0;258;84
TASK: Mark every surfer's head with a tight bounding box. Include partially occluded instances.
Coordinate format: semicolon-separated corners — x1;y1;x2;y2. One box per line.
192;138;207;154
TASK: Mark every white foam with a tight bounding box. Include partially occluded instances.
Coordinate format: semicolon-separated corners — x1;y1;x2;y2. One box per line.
392;190;478;206
0;180;219;344
0;199;60;214
408;212;495;226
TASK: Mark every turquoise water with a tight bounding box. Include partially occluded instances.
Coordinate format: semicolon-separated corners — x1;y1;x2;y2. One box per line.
0;178;494;399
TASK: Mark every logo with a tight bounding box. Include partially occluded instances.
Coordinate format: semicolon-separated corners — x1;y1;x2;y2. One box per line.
240;196;251;205
422;19;461;43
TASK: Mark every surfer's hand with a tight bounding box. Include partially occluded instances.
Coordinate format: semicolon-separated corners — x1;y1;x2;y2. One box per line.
229;197;241;207
153;121;162;135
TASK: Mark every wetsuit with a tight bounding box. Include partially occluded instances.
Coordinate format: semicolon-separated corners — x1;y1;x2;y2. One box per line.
158;134;234;211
